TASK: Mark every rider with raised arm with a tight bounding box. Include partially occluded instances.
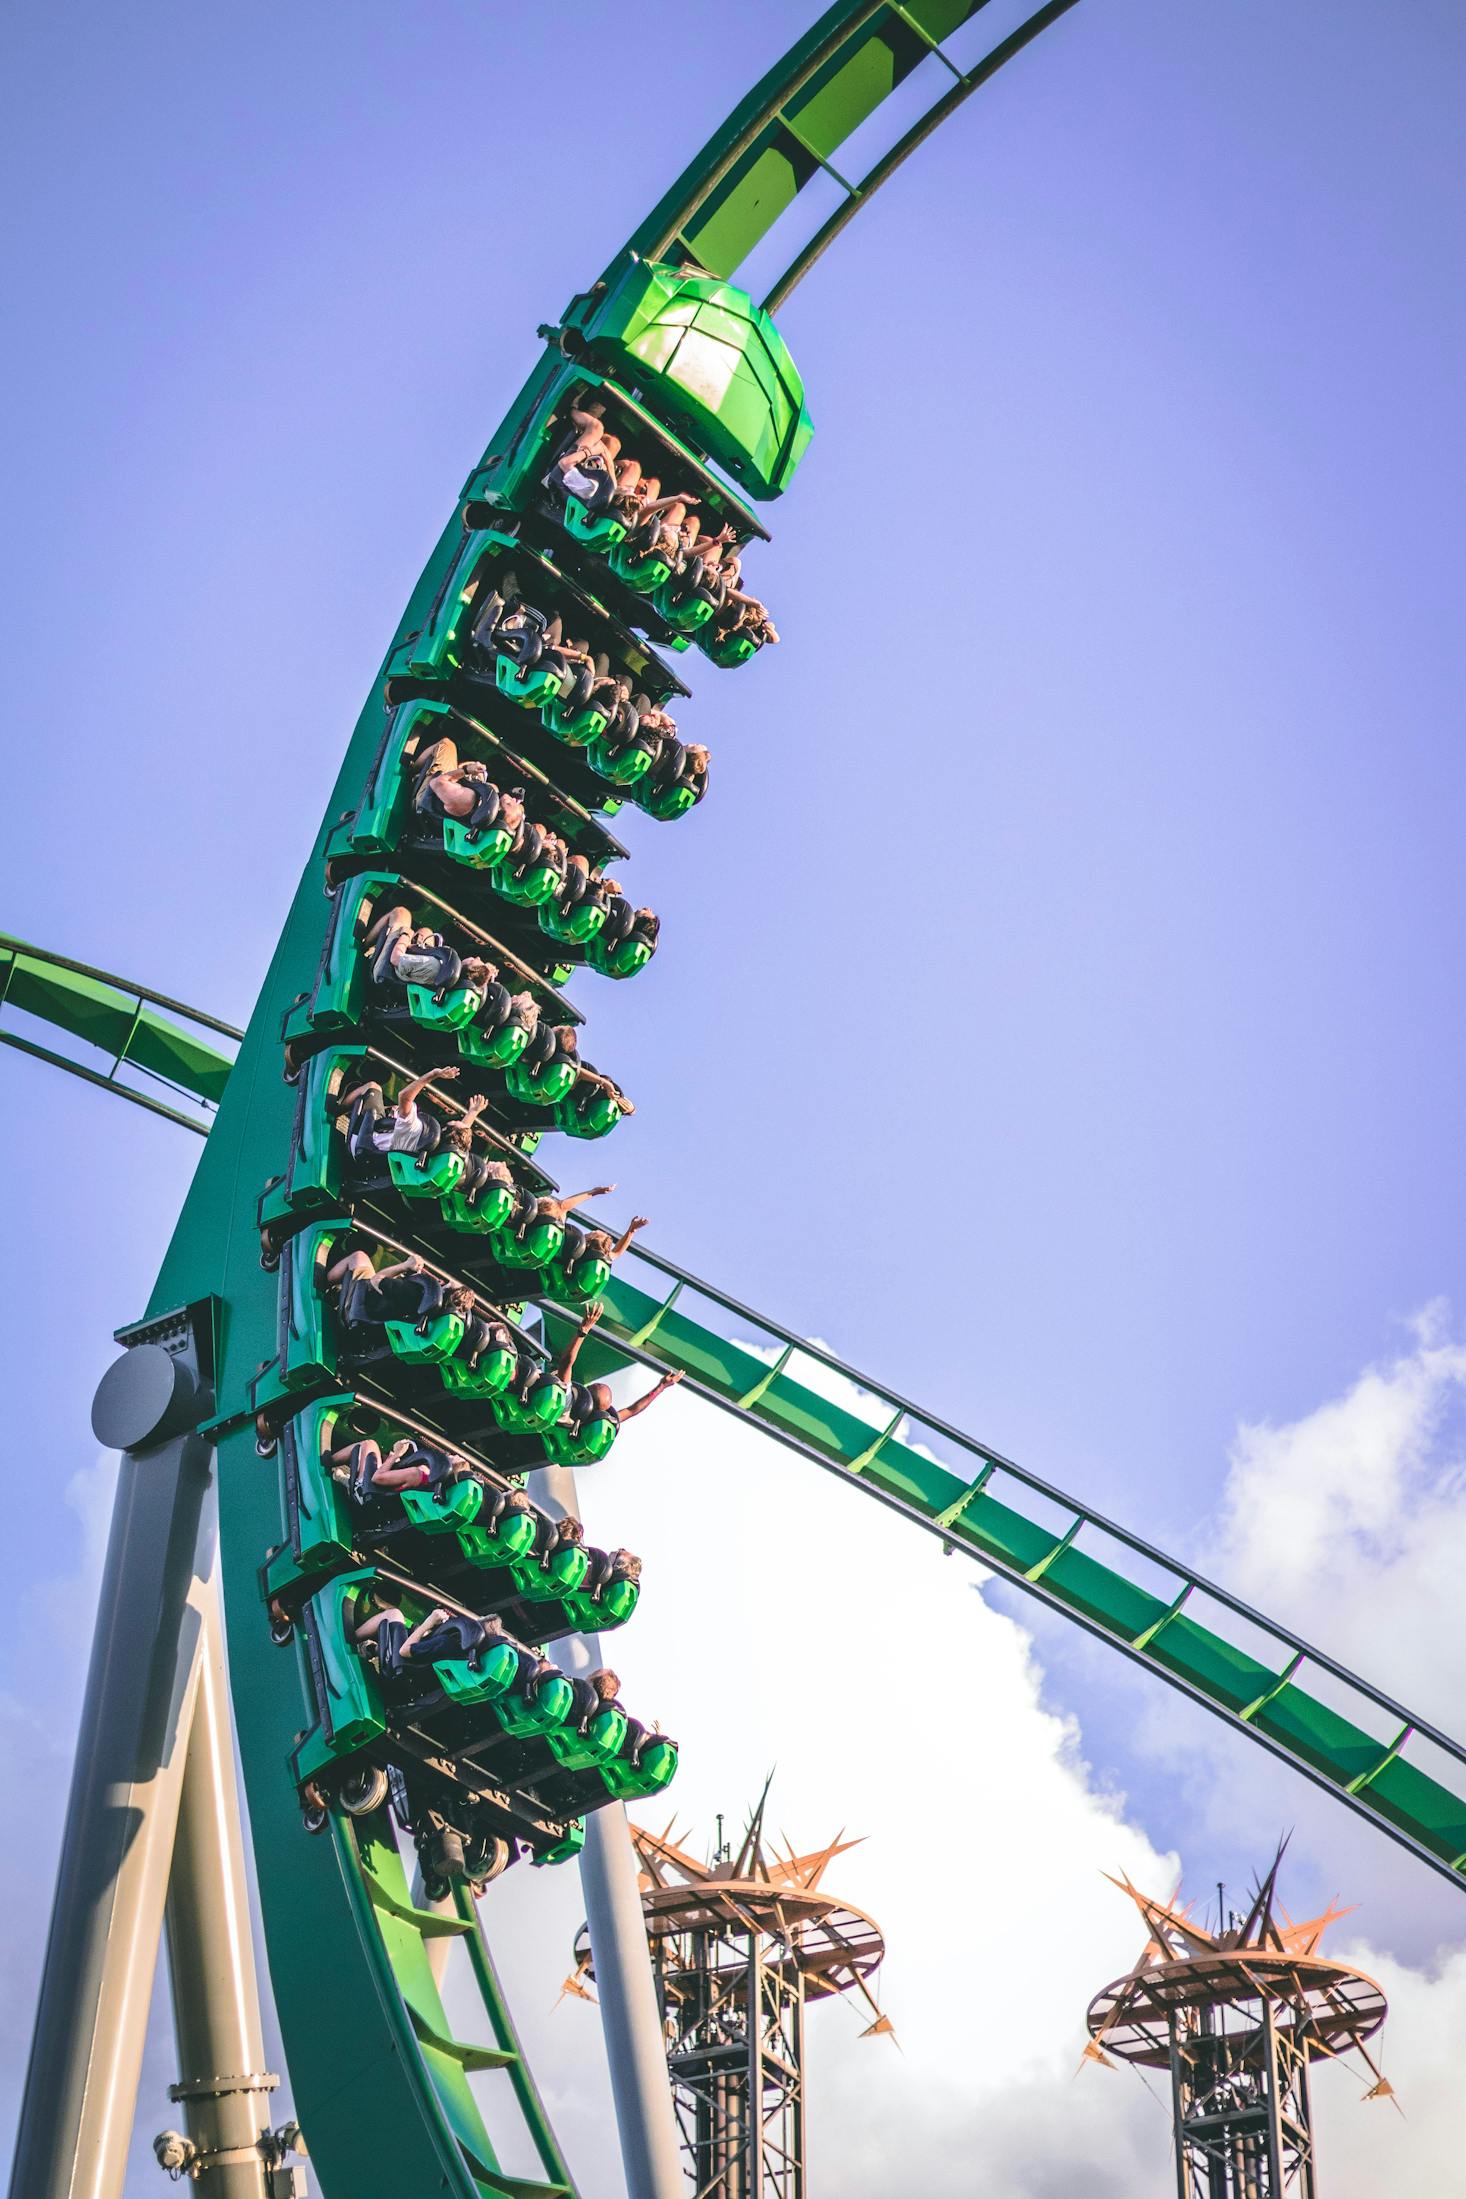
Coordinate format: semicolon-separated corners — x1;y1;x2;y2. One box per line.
343;1064;456;1161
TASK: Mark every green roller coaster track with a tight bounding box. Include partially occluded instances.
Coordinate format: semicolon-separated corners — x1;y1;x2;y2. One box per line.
10;5;1455;2196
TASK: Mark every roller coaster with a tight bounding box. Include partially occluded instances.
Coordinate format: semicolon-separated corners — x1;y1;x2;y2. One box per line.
6;7;1461;2197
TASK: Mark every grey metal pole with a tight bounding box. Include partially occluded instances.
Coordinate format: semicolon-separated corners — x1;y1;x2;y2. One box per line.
162;1566;278;2198
7;1314;214;2199
533;1462;684;2199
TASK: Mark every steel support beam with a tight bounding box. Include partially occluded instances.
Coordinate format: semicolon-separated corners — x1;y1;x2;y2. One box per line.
7;1316;213;2199
535;1463;684;2199
162;1566;277;2197
6;1311;280;2199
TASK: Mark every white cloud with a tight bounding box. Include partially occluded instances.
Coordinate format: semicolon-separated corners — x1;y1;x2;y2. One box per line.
1205;1303;1466;1731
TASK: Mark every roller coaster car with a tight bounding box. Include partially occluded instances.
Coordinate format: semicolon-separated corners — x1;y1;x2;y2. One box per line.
256;1220;543;1421
466;357;779;665
326;698;627;877
290;1571;586;1875
383;526;706;816
258;1044;551;1257
279;869;578;1075
268;1406;636;1642
267;1394;531;1594
386;524;684;716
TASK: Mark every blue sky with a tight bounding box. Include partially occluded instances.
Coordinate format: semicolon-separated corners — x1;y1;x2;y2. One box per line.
4;1;1466;2191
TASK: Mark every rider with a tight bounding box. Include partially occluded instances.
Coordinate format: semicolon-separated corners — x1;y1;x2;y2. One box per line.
343;1065;465;1161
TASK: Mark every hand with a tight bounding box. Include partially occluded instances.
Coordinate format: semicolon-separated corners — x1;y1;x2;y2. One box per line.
590;1183;615;1199
437;1065;460;1081
665;1368;685;1387
579;1304;604;1330
405;1254;424;1275
387;1440;411;1464
630;1216;649;1233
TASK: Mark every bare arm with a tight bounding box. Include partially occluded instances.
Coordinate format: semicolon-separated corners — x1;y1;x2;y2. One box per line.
556;1303;603;1381
551;1183;614;1222
398;1067;453;1112
617;1368;684;1424
375;1254;426;1283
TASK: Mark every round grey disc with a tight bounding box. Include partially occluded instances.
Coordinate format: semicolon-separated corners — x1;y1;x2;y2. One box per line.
91;1344;195;1451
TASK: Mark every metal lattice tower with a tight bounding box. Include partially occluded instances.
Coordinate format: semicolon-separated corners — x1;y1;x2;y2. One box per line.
573;1787;890;2199
1085;1852;1392;2198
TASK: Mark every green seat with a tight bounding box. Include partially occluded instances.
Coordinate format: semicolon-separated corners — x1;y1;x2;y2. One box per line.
545;1252;611;1309
607;541;672;594
398;1477;484;1536
554;1086;625;1140
494;1671;575;1739
546;1706;628;1776
504;1055;578;1108
587;732;654;787
489;856;562;909
602;1736;678;1802
541;1411;617;1466
437;1345;518;1399
586;932;654;980
541;695;609;747
638;777;700;822
438;1183;517;1236
540;895;607;947
495;655;563;710
491;1374;568;1433
561;1574;639;1634
440;818;515;871
431;1641;522;1707
705;629;759;669
454;1507;538;1569
405;982;482;1032
511;1542;591;1604
561;496;626;551
652;580;716;636
457;1018;530;1069
595;1575;639;1627
492;1213;563;1269
387;1147;464;1200
384;1311;465;1367
530;1820;586;1867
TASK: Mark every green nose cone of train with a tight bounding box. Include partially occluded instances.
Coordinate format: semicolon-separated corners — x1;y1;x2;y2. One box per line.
578;253;812;500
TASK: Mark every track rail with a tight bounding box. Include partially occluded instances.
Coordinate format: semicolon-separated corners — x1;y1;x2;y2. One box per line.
614;0;1085;309
0;933;237;1133
11;948;1466;1893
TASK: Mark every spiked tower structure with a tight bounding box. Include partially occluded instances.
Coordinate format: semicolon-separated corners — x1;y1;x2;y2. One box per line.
572;1788;889;2199
1085;1851;1392;2198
